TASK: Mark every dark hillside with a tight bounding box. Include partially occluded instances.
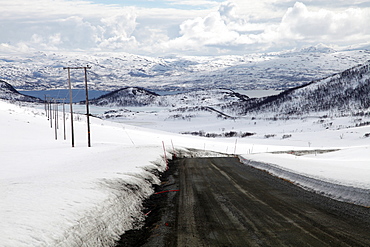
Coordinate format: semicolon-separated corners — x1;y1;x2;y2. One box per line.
89;87;159;106
0;80;43;103
238;61;370;116
89;87;249;108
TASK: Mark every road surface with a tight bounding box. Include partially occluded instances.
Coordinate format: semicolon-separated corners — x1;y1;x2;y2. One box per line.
175;157;370;246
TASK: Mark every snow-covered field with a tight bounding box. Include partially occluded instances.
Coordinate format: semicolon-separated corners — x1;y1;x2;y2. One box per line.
1;100;369;246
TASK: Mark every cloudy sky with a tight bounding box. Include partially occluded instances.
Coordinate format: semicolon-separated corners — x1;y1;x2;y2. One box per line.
1;0;370;56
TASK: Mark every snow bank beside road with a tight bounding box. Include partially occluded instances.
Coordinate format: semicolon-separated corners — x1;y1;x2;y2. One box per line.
240;148;370;207
0;101;168;246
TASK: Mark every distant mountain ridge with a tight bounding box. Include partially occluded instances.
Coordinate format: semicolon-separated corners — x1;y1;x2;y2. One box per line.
299;43;336;53
2;58;370;119
1;48;369;92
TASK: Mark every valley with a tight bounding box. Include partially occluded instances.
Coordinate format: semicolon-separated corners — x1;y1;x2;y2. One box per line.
0;47;369;247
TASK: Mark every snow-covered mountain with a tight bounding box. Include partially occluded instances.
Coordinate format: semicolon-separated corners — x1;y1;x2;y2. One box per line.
89;87;160;106
1;45;370;119
89;87;249;108
0;80;43;103
2;56;370;119
91;58;370;118
233;61;370;116
299;43;337;53
1;47;369;92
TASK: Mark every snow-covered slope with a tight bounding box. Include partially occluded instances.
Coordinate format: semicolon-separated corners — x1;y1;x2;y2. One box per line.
1;48;369;92
89;60;370;119
89;87;160;106
0;100;169;246
1;95;370;246
162;89;249;108
90;87;249;108
238;61;370;116
0;80;43;102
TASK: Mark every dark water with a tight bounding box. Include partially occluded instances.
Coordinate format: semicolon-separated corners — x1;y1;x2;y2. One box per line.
19;89;108;103
19;89;185;102
19;89;280;103
155;91;186;96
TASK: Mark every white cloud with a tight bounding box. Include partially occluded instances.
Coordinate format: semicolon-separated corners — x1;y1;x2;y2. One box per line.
98;10;138;50
0;0;139;52
165;2;247;53
162;1;370;54
275;2;370;45
1;0;370;55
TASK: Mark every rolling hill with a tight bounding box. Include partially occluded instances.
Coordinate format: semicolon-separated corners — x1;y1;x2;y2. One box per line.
0;80;43;103
88;87;249;109
229;61;370;117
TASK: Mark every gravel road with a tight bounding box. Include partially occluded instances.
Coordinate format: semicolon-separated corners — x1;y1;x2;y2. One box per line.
176;157;370;246
118;157;370;246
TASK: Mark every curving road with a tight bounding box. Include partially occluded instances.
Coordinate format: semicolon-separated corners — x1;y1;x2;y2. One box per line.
175;157;370;246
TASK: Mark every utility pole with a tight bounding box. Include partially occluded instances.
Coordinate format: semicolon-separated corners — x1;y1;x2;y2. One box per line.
64;67;75;147
49;98;53;128
54;99;58;140
63;99;66;140
44;95;47;117
63;65;92;147
84;66;91;147
45;95;49;120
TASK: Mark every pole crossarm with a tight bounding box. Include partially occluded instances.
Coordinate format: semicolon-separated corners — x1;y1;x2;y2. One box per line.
63;66;91;70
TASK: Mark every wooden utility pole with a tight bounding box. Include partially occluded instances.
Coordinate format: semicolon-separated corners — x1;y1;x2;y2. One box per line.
45;96;49;120
64;67;75;147
54;99;58;140
84;66;91;147
63;66;92;147
44;95;47;117
63;99;66;140
49;98;52;128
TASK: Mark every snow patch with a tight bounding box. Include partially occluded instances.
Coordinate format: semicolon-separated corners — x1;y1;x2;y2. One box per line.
239;155;370;207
